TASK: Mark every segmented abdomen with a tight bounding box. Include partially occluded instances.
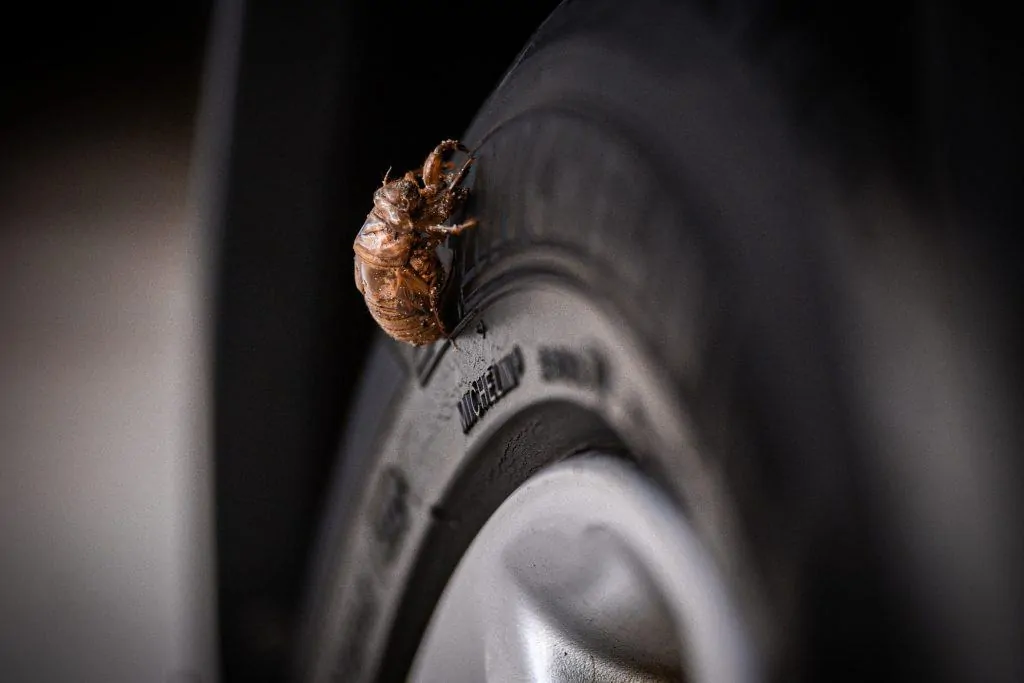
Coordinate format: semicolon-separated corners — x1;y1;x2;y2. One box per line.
354;242;444;346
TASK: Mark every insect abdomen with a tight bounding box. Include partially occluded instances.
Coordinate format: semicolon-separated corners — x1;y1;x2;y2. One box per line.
365;300;439;345
354;254;443;346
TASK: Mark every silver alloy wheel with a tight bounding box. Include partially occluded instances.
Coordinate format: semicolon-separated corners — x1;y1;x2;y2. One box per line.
409;455;754;682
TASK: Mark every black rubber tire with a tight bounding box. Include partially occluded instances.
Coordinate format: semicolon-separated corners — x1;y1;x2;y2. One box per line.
297;1;1023;681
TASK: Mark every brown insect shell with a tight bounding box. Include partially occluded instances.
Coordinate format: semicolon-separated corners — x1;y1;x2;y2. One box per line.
354;213;413;268
353;180;448;345
354;180;422;270
371;178;420;226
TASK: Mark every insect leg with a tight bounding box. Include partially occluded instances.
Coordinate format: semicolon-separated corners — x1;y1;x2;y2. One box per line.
446;155;475;190
422;139;471;187
395;267;432;297
425;218;478;237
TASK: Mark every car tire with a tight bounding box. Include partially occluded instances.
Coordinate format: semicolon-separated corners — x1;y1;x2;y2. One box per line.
296;1;1023;681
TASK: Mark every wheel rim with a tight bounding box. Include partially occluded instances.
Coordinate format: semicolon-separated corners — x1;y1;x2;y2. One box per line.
300;280;765;683
409;454;754;682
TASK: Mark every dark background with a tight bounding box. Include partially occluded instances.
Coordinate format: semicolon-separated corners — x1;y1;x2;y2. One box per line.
3;2;558;681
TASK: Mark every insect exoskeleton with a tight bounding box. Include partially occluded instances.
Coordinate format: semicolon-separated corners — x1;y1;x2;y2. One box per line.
353;140;479;346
